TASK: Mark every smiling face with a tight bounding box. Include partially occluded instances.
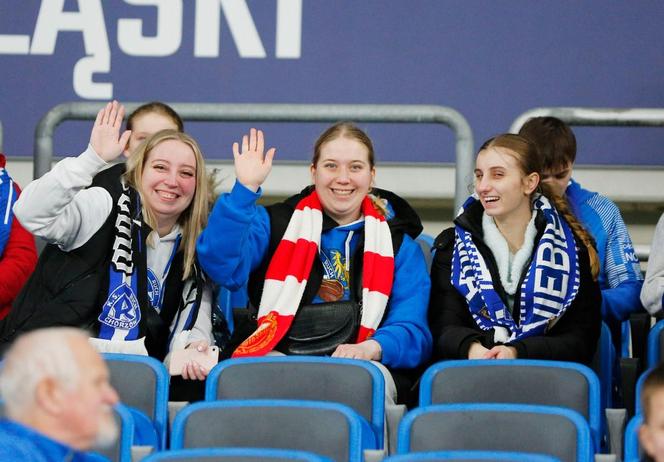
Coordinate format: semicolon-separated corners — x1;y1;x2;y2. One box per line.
125;112;180;156
474;146;539;223
140;139;197;235
311;137;375;225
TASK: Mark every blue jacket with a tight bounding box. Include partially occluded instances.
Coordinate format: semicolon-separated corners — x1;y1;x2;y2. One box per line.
566;179;643;323
0;418;108;462
197;181;432;369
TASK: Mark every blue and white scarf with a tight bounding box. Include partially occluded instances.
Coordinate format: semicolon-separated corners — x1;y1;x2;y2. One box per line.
451;195;581;342
98;180;143;341
0;159;17;257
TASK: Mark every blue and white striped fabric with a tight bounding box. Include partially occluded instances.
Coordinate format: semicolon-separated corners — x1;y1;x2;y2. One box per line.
0;166;16;258
451;194;581;342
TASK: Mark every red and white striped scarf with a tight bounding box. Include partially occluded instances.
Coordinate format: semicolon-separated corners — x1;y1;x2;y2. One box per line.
233;190;394;357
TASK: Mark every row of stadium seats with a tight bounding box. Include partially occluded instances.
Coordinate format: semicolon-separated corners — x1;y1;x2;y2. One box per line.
99;354;616;462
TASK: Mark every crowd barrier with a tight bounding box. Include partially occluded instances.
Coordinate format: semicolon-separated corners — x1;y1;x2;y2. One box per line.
33;102;474;213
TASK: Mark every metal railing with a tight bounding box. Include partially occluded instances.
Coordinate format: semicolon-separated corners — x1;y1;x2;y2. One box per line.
34;102;474;213
510;107;664;133
510;106;664;262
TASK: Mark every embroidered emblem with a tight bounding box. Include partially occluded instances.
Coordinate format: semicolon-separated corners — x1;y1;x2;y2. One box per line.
147;268;161;310
233;312;279;355
99;283;141;330
318;249;349;301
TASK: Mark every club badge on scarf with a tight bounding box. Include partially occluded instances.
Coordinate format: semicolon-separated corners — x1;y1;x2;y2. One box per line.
233;191;394;357
98;182;142;340
451;194;581;342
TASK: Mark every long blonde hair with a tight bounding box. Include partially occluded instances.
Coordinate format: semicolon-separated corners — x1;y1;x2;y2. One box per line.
479;134;600;280
124;129;209;279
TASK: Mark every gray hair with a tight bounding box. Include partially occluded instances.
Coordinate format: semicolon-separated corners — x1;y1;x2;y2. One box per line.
0;328;89;418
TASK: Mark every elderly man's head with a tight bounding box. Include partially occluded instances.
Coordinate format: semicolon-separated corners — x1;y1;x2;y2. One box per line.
0;328;119;450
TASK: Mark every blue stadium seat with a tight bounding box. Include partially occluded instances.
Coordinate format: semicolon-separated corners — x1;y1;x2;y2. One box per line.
415;233;434;272
623;414;642;462
397;403;593;462
592;322;615;411
419;360;601;451
103;353;169;450
205;356;385;448
171;399;377;462
383;450;561;461
218;284;249;334
141;447;334;461
647;319;664;368
93;403;134;462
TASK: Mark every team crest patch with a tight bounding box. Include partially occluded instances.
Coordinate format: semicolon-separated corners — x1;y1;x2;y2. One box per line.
99;283;141;330
147;268;161;310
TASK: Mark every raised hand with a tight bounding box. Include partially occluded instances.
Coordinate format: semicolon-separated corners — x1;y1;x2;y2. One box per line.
233;128;276;192
90;101;132;162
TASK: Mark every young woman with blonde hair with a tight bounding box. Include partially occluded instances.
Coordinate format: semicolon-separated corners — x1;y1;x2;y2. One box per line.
1;101;225;384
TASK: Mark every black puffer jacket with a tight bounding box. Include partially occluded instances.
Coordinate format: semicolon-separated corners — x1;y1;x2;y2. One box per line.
428;199;601;364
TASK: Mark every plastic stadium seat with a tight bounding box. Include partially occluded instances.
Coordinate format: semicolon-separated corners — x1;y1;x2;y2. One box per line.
647;319;664;368
205;356;385;447
397;403;593;462
635;368;651;415
623;414;643;462
218;284;249;334
142;447;334;461
103;353;169;450
170;399;377;462
94;403;134;462
383;450;561;461
419;360;601;451
415;233;435;272
591;323;615;410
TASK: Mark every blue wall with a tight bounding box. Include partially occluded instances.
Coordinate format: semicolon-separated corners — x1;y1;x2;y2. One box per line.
1;0;663;165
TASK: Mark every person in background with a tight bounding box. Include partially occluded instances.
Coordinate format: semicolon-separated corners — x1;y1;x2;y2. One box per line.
429;134;601;363
197;123;432;405
641;212;664;315
639;363;664;462
123;101;183;156
0;327;119;461
1;101;226;388
90;101;184;187
0;153;37;320
519;117;644;344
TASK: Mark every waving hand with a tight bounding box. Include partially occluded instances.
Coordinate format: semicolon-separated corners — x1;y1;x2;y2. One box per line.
233;128;276;192
90;101;132;162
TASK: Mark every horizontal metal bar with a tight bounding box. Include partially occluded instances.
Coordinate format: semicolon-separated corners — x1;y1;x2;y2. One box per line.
510;107;664;133
34;102;474;214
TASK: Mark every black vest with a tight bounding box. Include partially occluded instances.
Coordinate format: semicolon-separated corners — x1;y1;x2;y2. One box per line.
0;165;189;359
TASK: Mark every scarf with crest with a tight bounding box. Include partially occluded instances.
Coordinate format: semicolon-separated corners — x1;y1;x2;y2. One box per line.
233;190;394;357
451;195;580;342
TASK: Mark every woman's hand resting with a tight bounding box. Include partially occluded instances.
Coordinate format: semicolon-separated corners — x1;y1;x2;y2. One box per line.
332;340;382;361
180;340;214;381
